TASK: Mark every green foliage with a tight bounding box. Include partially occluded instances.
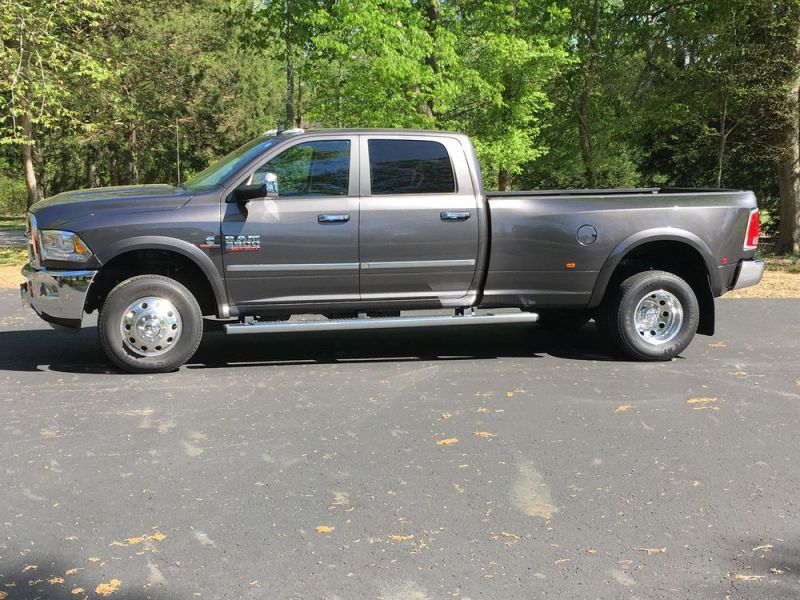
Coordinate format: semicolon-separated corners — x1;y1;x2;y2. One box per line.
0;0;798;250
0;175;27;215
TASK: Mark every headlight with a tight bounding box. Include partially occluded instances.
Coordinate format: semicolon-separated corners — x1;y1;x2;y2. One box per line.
39;230;93;262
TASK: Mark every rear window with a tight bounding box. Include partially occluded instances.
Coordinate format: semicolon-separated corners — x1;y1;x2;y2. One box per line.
368;139;455;195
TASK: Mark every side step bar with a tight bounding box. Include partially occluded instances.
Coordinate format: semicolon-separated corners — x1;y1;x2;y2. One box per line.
224;312;539;335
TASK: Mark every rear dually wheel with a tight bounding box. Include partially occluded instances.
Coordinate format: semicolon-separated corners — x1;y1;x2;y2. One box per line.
605;270;699;361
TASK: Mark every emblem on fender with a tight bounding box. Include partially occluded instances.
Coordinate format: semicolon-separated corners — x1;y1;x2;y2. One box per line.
199;235;261;251
224;235;261;252
199;235;220;249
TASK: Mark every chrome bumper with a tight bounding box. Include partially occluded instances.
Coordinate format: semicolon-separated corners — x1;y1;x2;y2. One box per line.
732;259;765;290
20;263;97;330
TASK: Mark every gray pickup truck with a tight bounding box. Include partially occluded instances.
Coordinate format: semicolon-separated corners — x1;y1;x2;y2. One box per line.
21;128;764;373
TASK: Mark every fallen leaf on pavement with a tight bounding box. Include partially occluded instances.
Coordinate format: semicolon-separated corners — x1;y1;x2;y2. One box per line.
436;438;458;446
753;544;774;553
473;431;496;438
731;573;764;581
687;397;717;405
636;547;666;554
615;404;633;413
315;525;335;533
22;566;37;573
770;568;784;575
440;412;452;420
87;558;100;563
95;579;121;596
506;391;515;397
492;531;520;541
71;588;85;595
65;568;78;576
116;532;166;546
708;342;727;348
388;534;414;541
48;577;64;584
476;407;489;413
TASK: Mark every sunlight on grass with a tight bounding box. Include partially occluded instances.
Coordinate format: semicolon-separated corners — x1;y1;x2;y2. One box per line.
0;216;26;231
0;247;27;266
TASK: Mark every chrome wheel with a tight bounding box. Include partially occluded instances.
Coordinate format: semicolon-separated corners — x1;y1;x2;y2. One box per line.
119;296;182;357
633;289;683;345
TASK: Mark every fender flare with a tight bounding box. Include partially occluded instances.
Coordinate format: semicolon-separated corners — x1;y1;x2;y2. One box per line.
95;236;228;317
588;228;717;309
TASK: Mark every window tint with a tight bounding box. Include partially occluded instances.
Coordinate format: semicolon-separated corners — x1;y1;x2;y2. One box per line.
251;140;350;197
368;139;455;195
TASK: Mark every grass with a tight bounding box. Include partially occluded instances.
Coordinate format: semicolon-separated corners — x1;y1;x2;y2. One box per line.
0;246;27;266
0;216;25;231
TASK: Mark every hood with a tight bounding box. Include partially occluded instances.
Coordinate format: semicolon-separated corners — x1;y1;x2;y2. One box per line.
30;184;193;229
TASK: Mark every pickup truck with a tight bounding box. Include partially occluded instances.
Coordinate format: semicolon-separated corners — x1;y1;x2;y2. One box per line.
21;128;764;373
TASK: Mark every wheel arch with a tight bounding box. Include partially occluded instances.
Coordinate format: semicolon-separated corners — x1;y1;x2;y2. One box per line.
87;237;227;317
589;230;716;336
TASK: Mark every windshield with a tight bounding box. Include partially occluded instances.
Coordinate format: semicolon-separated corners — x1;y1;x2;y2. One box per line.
183;135;280;189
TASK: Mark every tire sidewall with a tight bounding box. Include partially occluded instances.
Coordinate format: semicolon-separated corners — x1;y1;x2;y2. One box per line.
615;272;699;360
99;276;203;373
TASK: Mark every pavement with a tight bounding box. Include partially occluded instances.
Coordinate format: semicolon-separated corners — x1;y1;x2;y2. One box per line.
1;290;799;600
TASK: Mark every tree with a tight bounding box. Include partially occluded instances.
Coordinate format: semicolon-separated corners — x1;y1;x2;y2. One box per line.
0;0;112;206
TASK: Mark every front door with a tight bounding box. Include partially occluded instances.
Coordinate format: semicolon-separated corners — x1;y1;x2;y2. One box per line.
222;137;359;307
358;136;480;301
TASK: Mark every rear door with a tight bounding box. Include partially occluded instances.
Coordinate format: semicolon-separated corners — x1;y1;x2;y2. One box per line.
358;135;480;301
222;136;359;307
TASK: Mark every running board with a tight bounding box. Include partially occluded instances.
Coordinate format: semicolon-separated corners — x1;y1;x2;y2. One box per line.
224;312;539;335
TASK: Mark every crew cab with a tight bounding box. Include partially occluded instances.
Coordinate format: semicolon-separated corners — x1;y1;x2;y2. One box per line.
21;128;764;372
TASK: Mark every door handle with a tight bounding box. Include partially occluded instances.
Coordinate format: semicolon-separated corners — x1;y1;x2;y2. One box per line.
440;210;471;221
318;213;350;223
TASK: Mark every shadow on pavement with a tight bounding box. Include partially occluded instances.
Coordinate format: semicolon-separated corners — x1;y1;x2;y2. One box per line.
726;540;800;596
0;556;171;599
0;322;624;373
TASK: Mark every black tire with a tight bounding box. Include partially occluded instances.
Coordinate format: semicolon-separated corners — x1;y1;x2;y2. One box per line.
98;275;203;373
537;309;591;332
605;270;699;361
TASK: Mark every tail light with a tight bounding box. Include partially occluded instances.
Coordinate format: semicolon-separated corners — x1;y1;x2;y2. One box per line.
743;209;760;250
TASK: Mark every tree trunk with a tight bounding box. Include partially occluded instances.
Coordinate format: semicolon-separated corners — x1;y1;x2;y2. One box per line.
286;49;295;127
86;146;99;188
775;78;800;255
21;110;42;207
578;0;601;189
498;168;512;191
128;124;139;184
716;98;728;188
109;144;120;186
284;0;295;128
421;0;440;120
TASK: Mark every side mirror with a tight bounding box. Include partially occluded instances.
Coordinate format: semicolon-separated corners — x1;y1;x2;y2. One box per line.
264;172;278;197
228;182;267;203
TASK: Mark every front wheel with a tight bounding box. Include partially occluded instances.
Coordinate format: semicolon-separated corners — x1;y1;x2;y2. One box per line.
605;270;699;361
98;275;203;373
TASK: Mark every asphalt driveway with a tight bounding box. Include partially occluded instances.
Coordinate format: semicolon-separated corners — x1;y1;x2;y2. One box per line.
1;290;799;599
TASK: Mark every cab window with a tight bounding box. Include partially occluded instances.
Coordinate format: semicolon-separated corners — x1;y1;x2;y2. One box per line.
368;139;455;195
251;140;350;197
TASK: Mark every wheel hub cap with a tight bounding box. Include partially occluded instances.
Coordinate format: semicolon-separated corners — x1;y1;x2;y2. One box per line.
633;289;683;345
120;296;182;357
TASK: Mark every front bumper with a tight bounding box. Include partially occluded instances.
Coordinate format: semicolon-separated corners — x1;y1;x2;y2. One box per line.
20;263;97;330
732;259;765;290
